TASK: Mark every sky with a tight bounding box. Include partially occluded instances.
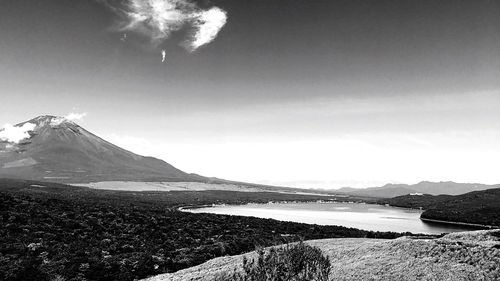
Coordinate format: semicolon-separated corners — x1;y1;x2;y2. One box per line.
1;0;500;188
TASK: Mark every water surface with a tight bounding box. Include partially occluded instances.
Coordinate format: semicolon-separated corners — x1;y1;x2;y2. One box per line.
186;202;476;234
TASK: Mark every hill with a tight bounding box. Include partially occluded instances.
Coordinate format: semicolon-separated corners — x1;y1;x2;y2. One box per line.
379;194;453;209
421;188;500;227
338;181;500;198
0;115;206;183
380;188;500;227
143;230;500;281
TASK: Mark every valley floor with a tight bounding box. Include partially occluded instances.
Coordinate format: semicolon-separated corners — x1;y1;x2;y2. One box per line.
144;229;500;281
72;181;336;197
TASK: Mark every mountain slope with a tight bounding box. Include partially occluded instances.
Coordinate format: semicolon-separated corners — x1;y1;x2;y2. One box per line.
0;115;203;183
338;181;500;198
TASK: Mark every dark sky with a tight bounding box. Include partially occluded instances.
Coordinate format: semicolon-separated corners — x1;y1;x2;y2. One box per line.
1;0;500;187
2;0;500;102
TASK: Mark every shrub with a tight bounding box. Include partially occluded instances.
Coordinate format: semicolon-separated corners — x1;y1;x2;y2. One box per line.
230;242;331;281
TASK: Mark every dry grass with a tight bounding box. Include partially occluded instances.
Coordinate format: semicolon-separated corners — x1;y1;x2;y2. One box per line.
143;230;500;281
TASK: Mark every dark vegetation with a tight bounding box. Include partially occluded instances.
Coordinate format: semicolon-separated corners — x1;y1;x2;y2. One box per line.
421;188;500;227
225;242;331;281
380;188;500;227
0;179;408;281
379;194;453;209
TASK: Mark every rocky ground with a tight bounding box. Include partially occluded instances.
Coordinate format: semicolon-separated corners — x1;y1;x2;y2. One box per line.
143;229;500;281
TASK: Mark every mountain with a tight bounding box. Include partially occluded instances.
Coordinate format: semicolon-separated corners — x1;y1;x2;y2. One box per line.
337;181;500;198
0;115;204;183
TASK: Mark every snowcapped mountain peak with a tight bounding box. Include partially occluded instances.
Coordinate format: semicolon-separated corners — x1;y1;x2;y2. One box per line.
27;115;76;128
0;115;198;183
0;115;82;148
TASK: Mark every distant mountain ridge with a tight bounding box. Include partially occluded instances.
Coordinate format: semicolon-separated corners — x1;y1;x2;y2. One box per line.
0;115;204;183
337;181;500;198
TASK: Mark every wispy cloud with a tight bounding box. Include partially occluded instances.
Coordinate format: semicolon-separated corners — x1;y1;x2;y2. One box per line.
65;112;87;122
0;123;36;144
102;0;227;53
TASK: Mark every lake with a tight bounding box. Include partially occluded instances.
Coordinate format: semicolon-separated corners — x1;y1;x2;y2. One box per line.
184;202;476;234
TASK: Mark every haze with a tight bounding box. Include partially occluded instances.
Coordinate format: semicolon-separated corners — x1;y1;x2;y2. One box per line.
1;0;499;188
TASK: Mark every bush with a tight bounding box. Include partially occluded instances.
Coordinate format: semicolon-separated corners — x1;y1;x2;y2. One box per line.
230;242;331;281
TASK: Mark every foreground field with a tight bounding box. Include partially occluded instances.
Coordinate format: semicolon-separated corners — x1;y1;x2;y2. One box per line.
144;230;500;281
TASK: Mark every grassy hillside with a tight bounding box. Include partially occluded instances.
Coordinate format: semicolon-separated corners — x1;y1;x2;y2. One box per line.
144;230;500;281
0;179;408;281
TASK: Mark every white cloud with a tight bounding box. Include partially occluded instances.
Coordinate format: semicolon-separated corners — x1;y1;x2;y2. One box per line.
189;7;227;51
65;112;87;122
0;123;36;143
103;0;227;52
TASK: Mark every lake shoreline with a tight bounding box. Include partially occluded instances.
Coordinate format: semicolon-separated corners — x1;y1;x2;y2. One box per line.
180;200;423;212
420;217;497;230
182;201;476;234
177;199;353;211
180;202;493;233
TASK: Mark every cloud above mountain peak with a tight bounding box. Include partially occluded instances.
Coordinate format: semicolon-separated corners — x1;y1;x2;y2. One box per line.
65;112;87;122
